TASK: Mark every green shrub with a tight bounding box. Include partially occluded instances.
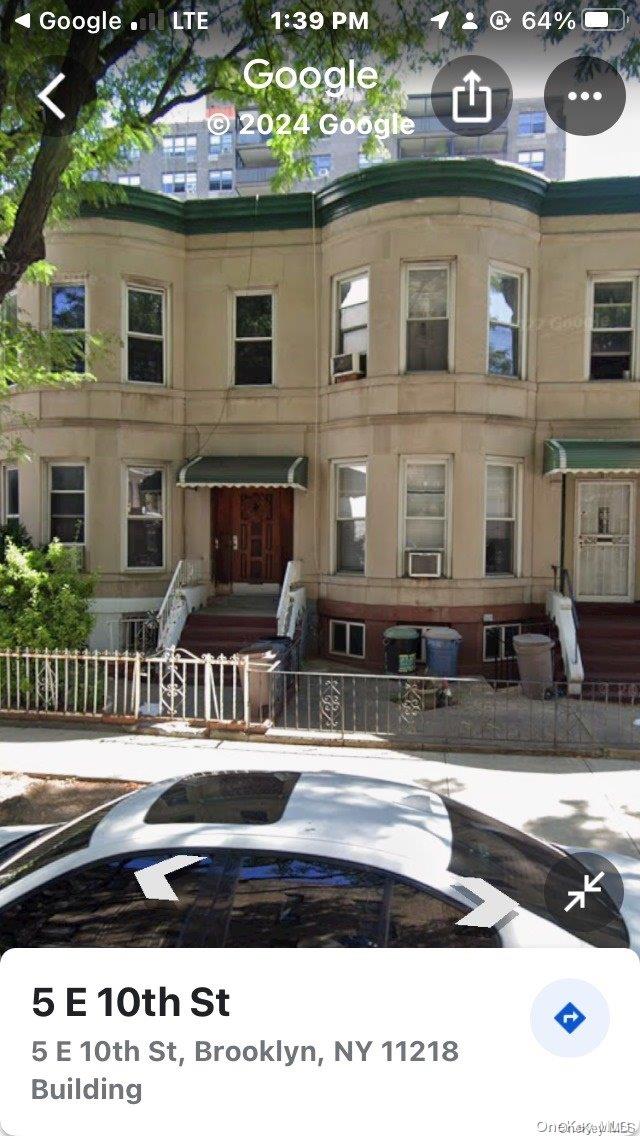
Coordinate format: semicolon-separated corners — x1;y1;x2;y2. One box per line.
0;538;96;650
0;520;33;562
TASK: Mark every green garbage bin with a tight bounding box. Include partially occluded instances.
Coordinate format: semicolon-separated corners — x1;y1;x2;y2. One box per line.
383;626;420;674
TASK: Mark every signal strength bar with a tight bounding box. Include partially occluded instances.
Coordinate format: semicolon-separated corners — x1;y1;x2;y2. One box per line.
131;11;166;31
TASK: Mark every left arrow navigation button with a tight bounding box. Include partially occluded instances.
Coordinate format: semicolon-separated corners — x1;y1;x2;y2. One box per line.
37;72;66;120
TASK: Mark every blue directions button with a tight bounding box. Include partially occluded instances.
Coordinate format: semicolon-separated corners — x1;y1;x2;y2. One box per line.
554;1002;586;1035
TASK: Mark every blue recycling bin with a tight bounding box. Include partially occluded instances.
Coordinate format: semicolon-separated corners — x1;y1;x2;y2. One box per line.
423;627;462;677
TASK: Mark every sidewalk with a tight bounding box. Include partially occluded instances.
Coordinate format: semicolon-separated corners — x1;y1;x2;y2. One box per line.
1;723;639;858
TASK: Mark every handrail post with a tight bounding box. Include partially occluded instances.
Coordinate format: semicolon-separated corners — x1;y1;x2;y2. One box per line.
132;652;142;719
243;656;250;727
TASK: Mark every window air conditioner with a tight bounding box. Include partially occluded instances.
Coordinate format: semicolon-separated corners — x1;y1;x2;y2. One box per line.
407;550;442;578
331;352;367;382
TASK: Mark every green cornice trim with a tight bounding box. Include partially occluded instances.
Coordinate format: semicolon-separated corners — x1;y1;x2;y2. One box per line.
78;159;640;235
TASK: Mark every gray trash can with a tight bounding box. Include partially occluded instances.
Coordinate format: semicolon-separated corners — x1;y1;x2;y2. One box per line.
383;626;420;674
512;633;554;700
423;627;462;677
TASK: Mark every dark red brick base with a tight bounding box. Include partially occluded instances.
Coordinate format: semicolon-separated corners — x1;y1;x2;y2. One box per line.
318;599;548;675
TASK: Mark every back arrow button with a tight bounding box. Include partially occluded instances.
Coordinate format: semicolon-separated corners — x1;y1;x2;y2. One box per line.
38;73;66;120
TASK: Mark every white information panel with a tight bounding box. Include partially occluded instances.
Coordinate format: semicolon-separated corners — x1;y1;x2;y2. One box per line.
0;948;638;1136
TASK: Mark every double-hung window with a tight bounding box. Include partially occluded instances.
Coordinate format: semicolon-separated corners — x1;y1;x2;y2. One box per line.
126;286;165;384
49;464;85;544
234;293;273;386
402;460;449;575
518;150;545;171
118;174;141;187
488;268;524;378
404;264;451;372
127;467;164;569
589;278;636;380
485;462;519;577
335;462;366;574
335;273;369;358
51;283;86;372
209;169;233;192
3;467;18;524
518;110;546;135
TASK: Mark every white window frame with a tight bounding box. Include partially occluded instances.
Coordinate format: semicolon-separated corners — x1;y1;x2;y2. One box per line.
332;268;370;360
123;282;168;387
518;150;545;169
50;278;88;368
118;174;141;187
586;273;639;382
401;261;455;374
483;622;521;662
209;168;233;192
122;464;167;573
483;459;523;579
398;456;452;578
231;289;276;387
332;459;367;576
486;263;527;380
48;461;87;546
2;465;19;524
329;619;366;659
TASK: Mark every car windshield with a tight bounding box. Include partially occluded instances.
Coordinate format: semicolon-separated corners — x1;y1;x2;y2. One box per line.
0;801;117;893
445;797;629;948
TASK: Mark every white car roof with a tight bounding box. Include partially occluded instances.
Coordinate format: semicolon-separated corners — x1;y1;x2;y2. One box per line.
88;771;454;878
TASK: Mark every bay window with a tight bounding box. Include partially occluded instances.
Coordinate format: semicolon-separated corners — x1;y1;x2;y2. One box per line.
402;460;449;575
49;464;85;544
335;462;366;574
488;269;524;378
404;264;451;372
485;462;519;576
51;283;85;372
590;278;635;380
127;467;164;569
127;286;165;384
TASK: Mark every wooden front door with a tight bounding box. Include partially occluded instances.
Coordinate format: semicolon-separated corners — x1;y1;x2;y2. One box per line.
212;487;293;586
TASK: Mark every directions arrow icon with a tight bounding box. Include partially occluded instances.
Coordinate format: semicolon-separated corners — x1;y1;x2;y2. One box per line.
37;72;66;120
135;854;207;901
454;878;519;928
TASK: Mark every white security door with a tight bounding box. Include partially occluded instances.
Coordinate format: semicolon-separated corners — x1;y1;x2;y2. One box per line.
576;481;635;601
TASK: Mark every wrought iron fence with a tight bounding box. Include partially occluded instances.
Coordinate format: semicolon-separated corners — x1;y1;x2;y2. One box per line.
1;649;640;752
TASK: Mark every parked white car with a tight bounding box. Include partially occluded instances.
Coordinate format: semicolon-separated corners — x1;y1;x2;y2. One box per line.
0;771;635;951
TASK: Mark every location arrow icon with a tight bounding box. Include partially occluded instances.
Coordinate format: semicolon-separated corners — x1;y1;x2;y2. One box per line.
135;854;207;901
454;878;520;928
37;72;66;120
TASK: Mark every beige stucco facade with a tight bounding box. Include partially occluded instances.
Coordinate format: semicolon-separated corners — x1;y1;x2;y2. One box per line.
4;166;640;669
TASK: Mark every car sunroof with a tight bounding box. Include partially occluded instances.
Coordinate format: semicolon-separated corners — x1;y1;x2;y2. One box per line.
144;772;301;826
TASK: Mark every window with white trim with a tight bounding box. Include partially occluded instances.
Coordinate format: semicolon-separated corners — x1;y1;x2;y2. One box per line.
330;619;365;658
51;283;85;373
3;467;18;524
127;467;164;569
518;149;545;170
334;272;368;357
49;464;85;544
209;133;233;157
488;269;524;378
234;292;273;386
118;174;141;186
161;171;197;195
209;168;233;192
402;460;449;576
518;110;546;135
404;264;451;372
483;623;521;662
162;134;197;160
126;286;165;385
589;278;636;381
485;463;519;577
335;462;366;574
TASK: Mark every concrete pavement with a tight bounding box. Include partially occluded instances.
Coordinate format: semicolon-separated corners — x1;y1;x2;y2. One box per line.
1;723;640;858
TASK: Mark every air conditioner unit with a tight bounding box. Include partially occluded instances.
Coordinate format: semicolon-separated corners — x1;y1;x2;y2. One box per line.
407;550;442;578
331;352;367;382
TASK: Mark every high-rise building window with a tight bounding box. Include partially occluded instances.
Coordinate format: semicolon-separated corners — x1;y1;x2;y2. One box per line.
518;149;545;170
517;110;546;135
209;169;234;191
311;154;332;177
162;134;197;159
126;286;166;385
118;174;141;186
127;467;164;569
233;293;274;386
161;171;197;194
335;462;367;574
404;264;451;372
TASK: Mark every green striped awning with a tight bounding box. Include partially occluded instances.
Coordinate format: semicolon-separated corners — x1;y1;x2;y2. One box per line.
178;455;308;489
544;439;640;476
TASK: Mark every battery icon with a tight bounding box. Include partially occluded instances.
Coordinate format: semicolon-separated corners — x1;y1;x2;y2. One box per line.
582;7;626;30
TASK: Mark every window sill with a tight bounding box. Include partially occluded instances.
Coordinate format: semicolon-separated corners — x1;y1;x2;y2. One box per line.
230;383;277;392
